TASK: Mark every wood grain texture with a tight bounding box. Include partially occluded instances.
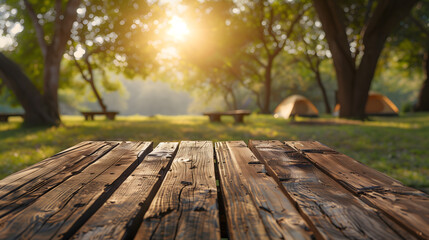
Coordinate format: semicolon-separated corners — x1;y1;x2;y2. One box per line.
250;140;415;240
72;142;179;239
0;141;98;194
287;141;404;193
217;141;313;240
136;141;219;240
0;141;152;240
0;142;118;219
287;140;429;239
285;141;335;153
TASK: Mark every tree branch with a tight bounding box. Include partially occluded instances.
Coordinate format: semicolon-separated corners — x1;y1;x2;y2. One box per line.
266;5;281;51
23;0;47;57
273;4;308;57
84;55;96;85
54;0;62;27
71;54;90;83
303;48;316;72
53;0;81;53
313;0;355;70
246;52;267;68
285;3;309;40
53;0;63;45
257;2;272;57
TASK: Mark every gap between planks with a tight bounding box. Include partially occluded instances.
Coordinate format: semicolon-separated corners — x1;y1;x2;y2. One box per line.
249;140;418;240
0;141;153;239
287;140;429;240
1;140;427;240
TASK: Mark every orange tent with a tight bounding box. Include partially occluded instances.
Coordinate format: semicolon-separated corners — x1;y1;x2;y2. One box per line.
334;92;399;116
274;95;319;119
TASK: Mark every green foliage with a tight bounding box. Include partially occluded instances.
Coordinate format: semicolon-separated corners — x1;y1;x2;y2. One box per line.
1;114;429;191
69;0;160;76
384;1;428;77
166;0;313;112
0;0;161;110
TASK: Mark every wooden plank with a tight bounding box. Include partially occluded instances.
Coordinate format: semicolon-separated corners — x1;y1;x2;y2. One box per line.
287;141;404;193
0;141;152;239
72;142;179;239
216;141;269;239
249;140;416;240
0;141;112;199
0;141;95;191
0;141;118;218
216;141;313;240
287;141;429;239
135;141;219;240
286;141;336;153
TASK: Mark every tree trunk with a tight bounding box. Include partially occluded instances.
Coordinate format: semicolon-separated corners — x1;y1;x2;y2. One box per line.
18;0;81;125
226;86;238;110
72;54;108;112
0;53;59;126
43;52;62;122
89;80;107;112
262;60;273;114
315;70;331;114
222;92;233;110
313;0;418;119
414;49;429;111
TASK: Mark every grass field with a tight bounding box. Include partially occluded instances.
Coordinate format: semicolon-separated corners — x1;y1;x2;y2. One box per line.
1;113;428;192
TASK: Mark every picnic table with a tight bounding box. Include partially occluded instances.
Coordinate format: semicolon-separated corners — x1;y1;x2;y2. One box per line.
0;140;428;239
80;111;119;120
203;110;251;123
0;113;24;122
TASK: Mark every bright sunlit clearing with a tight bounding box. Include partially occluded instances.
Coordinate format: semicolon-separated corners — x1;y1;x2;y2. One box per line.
167;16;189;41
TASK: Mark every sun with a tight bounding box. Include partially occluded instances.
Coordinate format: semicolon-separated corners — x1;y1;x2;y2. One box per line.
167;16;190;41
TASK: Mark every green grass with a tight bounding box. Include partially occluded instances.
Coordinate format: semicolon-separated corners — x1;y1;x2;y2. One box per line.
1;113;428;192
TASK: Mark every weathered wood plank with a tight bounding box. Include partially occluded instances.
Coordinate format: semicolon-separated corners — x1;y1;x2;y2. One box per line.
0;141;152;239
250;140;415;240
0;141;113;201
217;141;313;240
0;141;118;218
287;141;404;193
72;142;179;239
216;141;269;239
135;141;219;240
0;141;96;192
287;140;429;239
286;141;335;153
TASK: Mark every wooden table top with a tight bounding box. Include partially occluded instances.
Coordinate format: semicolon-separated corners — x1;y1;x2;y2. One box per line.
0;140;428;239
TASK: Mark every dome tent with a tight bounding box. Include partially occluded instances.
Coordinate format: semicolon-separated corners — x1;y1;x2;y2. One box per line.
274;95;319;119
333;92;399;116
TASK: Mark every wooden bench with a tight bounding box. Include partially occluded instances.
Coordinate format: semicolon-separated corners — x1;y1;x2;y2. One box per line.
0;113;24;122
203;110;251;123
0;140;428;239
80;111;118;120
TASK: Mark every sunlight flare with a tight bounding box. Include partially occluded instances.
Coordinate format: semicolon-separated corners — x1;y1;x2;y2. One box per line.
167;16;189;41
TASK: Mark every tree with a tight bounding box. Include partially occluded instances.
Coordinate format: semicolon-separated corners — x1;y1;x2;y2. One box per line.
67;0;159;112
177;0;309;113
237;0;309;113
169;0;253;111
312;0;418;119
71;51;108;112
0;52;57;125
0;0;80;126
0;0;159;125
293;10;332;113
